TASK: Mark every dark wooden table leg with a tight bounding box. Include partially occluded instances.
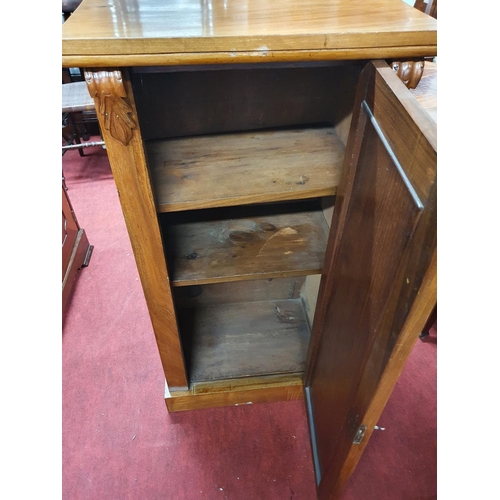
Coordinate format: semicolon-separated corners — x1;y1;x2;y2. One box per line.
419;304;437;340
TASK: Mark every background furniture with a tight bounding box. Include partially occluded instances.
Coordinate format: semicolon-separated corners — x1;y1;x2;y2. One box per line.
62;180;93;313
62;0;83;21
62;1;437;497
414;0;437;18
62;81;104;156
62;1;100;141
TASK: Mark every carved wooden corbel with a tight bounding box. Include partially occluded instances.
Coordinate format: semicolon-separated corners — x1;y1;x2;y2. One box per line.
389;60;425;89
84;70;136;146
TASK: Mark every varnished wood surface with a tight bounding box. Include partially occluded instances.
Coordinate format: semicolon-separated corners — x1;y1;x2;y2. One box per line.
148;128;342;212
177;299;310;382
165;374;304;412
334;249;436;496
304;60;437;499
62;0;437;66
411;61;437;122
85;69;189;389
161;202;329;286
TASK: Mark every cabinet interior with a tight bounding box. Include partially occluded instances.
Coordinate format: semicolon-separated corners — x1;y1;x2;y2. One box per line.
131;62;362;386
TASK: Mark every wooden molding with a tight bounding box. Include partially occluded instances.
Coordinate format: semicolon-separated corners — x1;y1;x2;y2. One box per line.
389;60;425;89
165;374;304;412
84;70;136;146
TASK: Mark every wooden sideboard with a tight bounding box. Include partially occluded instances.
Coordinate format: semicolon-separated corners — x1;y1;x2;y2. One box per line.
62;182;93;313
62;1;437;497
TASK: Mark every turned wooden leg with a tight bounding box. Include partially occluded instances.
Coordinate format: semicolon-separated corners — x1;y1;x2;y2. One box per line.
389;60;425;89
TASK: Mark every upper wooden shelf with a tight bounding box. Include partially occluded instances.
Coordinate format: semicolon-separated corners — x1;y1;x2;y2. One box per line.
61;0;437;67
147;127;343;213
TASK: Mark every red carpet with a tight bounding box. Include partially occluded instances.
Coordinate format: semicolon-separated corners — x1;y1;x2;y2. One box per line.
62;144;436;499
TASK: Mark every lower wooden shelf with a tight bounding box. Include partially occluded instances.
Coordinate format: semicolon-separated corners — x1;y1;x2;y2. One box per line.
177;298;311;383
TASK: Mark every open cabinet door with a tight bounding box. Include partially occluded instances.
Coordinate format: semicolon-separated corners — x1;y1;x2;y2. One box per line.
304;60;437;499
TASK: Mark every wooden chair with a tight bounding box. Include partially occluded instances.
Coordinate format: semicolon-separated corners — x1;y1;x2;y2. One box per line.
62;81;105;156
414;0;437;19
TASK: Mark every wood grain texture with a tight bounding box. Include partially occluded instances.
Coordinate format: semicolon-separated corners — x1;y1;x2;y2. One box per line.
160;203;330;286
63;47;438;68
177;299;310;382
84;67;188;389
132;65;358;141
332;249;436;496
312;109;423;487
172;276;305;308
84;70;136;146
147;128;343;212
370;62;437;200
303;61;437;499
62;0;437;67
410;61;437;122
165;374;304;412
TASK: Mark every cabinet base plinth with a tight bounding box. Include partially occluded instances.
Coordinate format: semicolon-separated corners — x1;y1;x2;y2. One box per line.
165;374;304;412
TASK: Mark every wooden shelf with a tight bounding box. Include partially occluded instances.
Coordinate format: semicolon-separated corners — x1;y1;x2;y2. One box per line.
160;202;329;287
177;299;310;383
146;127;344;212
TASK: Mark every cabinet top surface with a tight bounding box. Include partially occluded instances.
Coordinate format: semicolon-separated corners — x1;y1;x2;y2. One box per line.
62;0;437;66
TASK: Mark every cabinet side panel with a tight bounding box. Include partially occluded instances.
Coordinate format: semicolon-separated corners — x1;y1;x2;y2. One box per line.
84;68;188;389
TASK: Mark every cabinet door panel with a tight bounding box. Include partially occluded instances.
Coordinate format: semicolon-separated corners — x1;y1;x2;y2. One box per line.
305;60;437;499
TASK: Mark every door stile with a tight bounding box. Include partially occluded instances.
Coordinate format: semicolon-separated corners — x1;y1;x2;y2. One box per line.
304;62;375;388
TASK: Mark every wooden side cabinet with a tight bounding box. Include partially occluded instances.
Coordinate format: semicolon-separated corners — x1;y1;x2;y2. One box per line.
84;60;436;498
62;183;93;313
62;1;437;497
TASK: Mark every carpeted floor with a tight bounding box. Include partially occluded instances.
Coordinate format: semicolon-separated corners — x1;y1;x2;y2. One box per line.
62;144;437;500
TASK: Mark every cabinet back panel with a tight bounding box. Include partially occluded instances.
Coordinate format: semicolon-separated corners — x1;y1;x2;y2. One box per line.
132;65;362;141
173;276;306;308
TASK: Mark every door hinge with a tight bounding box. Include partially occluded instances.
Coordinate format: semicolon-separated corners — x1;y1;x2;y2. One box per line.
353;425;367;445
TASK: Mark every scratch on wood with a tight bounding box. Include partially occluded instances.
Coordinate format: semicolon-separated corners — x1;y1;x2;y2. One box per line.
276;305;301;324
257;227;298;256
